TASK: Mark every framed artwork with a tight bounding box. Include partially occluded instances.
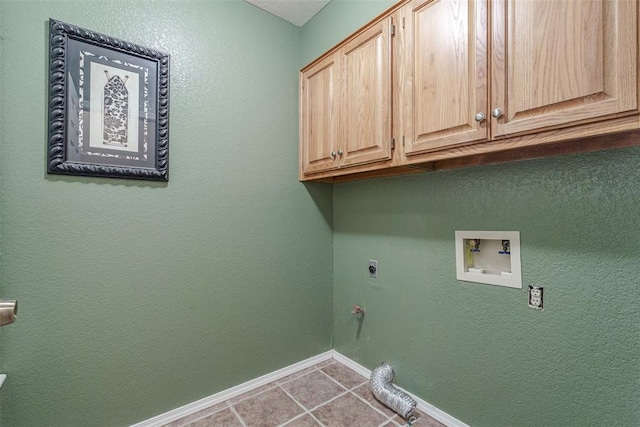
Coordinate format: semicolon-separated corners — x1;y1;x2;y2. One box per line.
47;19;170;181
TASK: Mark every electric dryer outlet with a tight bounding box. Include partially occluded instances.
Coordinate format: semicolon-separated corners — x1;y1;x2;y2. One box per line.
368;260;378;278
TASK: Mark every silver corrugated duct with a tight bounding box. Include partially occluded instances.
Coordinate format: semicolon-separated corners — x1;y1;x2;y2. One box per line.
370;362;417;419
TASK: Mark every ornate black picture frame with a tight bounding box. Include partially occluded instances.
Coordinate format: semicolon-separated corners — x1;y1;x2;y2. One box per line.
48;19;169;181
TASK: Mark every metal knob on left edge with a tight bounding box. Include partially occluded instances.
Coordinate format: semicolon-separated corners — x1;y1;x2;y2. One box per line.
0;299;17;326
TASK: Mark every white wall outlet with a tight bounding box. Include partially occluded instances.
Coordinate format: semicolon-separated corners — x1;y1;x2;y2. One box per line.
528;286;544;309
368;260;378;278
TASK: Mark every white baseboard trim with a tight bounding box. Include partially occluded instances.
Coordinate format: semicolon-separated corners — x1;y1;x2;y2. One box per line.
332;351;469;427
130;351;333;427
131;350;468;427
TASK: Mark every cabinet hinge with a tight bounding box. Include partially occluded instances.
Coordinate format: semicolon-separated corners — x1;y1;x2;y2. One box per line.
402;136;405;147
391;24;396;37
391;138;395;149
402;17;405;29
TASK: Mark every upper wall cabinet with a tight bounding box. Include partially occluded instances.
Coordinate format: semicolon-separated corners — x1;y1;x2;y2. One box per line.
402;0;639;151
339;19;393;168
299;53;341;175
491;0;638;137
403;0;488;156
299;0;640;182
299;18;393;178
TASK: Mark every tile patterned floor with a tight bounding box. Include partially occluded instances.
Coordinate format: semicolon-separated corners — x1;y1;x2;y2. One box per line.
163;359;446;427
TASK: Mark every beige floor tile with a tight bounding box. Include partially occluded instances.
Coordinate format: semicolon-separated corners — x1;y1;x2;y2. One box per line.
227;383;277;405
162;402;229;427
314;359;336;369
275;366;318;385
280;413;322;426
311;392;388;427
233;387;304;427
321;362;368;390
185;408;243;427
352;383;398;418
162;359;445;427
281;370;347;410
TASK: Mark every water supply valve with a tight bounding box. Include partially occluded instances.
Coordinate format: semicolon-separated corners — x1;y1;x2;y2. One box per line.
351;305;365;315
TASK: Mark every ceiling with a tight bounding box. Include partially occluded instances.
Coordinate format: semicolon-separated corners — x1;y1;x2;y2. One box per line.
244;0;332;27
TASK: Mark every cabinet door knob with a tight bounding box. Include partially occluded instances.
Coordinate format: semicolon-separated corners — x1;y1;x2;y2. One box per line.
474;112;485;122
337;149;343;155
492;108;503;118
330;151;337;158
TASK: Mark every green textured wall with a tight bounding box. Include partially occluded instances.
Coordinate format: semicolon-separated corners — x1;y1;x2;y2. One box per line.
304;1;640;426
0;1;333;425
300;0;396;66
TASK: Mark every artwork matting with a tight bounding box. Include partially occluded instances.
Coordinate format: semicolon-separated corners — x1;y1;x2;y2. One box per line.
48;19;169;181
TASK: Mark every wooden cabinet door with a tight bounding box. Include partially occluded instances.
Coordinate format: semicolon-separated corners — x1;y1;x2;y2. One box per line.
491;0;638;138
404;0;488;156
338;18;393;168
300;53;340;175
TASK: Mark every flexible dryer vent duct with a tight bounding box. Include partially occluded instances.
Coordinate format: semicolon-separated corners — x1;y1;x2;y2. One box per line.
370;362;417;419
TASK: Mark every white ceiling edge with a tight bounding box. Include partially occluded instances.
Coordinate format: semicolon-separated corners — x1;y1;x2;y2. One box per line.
244;0;332;27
